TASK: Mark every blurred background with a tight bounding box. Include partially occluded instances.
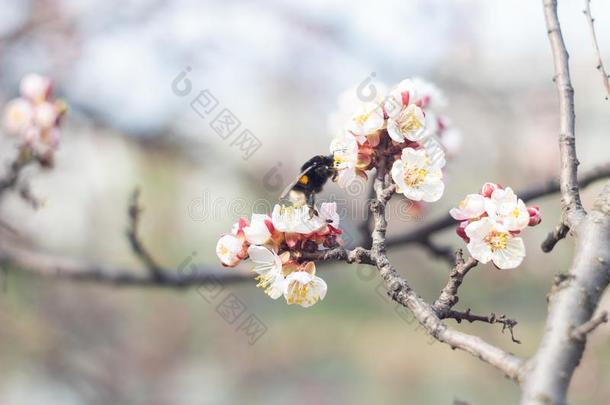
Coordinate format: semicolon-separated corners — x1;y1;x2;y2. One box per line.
1;0;609;404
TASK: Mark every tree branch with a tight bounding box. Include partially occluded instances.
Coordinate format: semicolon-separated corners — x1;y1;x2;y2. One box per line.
126;188;166;280
0;148;35;198
543;0;585;230
300;246;373;265
583;0;610;100
369;139;524;381
0;146;52;201
520;2;610;401
443;309;521;344
570;310;608;342
0;238;253;288
433;250;478;315
521;182;610;404
540;223;569;253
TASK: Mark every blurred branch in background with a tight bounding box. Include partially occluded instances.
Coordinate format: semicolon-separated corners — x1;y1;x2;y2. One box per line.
583;0;610;100
126;188;165;280
0;233;253;288
0;163;608;288
0;146;51;198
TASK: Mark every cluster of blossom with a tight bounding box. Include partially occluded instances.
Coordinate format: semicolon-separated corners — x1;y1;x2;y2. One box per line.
450;183;542;269
329;77;460;204
2;74;67;156
216;203;343;307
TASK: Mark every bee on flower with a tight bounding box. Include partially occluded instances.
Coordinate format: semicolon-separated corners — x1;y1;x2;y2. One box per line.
450;183;541;269
2;73;67;156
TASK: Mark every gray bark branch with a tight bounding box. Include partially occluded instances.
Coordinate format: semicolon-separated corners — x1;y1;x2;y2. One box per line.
519;2;610;403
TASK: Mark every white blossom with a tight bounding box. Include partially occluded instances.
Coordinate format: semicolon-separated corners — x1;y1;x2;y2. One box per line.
216;234;245;267
465;218;525;270
318;202;340;228
386;103;426;143
330;134;359;188
391;147;444;202
248;245;286;299
450;194;486;220
271;204;325;234
243;214;272;245
484;187;530;231
283;266;327;307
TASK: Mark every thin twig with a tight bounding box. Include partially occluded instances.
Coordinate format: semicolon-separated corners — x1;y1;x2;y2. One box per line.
433;250;478;315
443;309;521;344
0;148;34;197
570;311;608;342
126;188;166;280
583;0;610;100
0;146;53;203
540;222;570;252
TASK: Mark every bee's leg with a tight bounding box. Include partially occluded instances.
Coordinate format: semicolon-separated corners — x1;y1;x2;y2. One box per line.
307;194;318;218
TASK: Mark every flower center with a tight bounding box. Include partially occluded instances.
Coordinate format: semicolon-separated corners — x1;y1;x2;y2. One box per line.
286;281;317;305
353;112;371;126
218;244;230;256
485;231;509;251
511;207;521;218
397;108;423;133
402;164;428;187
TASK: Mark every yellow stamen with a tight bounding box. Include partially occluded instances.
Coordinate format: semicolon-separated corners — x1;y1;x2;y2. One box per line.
397;108;423;133
485;231;509;251
255;274;276;296
286;281;317;305
402;164;428;188
218;244;230;257
353;112;371;126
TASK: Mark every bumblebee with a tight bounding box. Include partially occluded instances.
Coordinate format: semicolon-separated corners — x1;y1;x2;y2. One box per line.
280;155;336;211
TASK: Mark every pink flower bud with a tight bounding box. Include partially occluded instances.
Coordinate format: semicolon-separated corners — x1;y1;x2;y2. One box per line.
527;205;542;226
481;182;501;198
456;221;470;243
